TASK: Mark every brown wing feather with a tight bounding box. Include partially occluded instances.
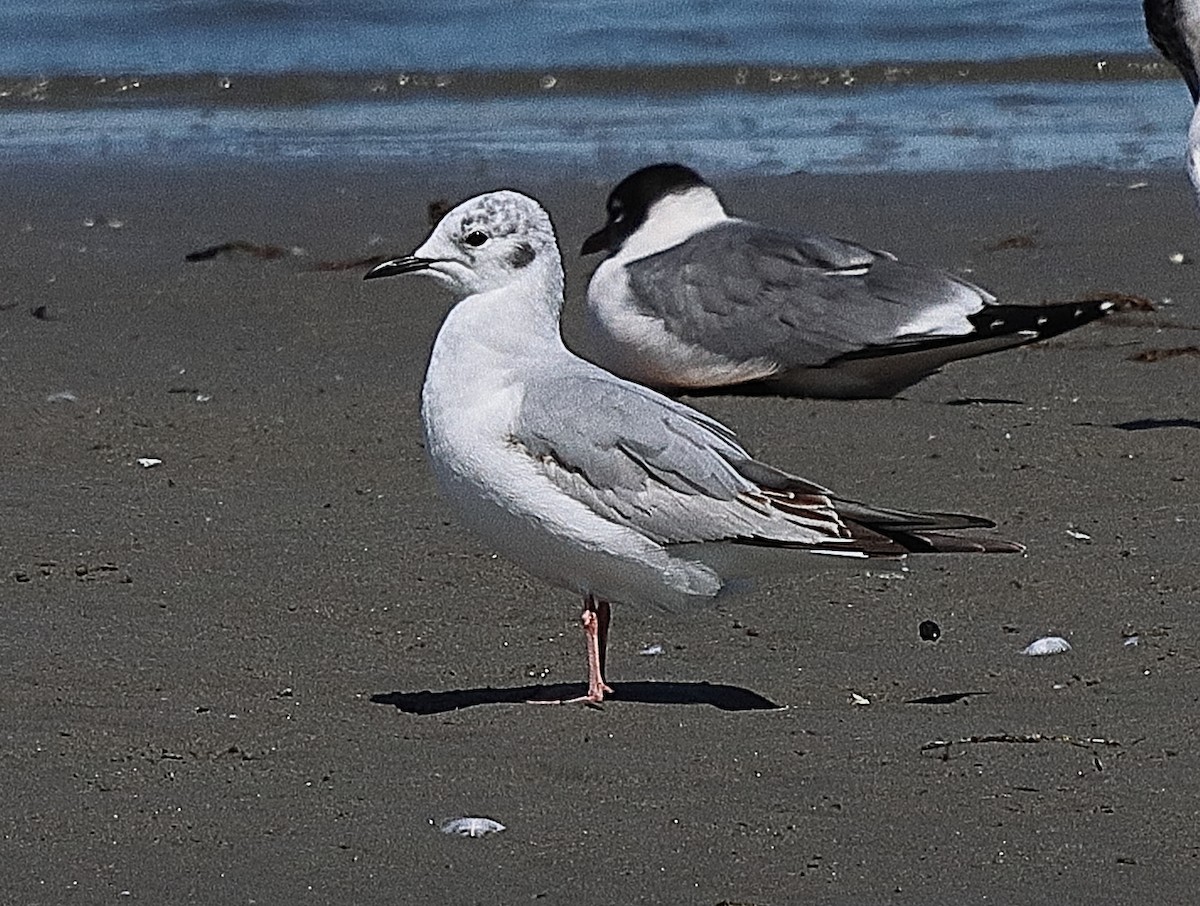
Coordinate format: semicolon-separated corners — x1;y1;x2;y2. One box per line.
736;483;1024;556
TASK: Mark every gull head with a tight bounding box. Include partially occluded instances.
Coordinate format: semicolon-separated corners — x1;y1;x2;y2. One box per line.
581;162;719;257
365;190;560;297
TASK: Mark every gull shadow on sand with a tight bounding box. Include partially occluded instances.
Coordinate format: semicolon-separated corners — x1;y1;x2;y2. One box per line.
371;681;781;715
944;397;1025;406
905;690;991;706
1112;418;1200;431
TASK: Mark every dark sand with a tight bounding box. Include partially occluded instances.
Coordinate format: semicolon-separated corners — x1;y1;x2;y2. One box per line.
2;160;1198;904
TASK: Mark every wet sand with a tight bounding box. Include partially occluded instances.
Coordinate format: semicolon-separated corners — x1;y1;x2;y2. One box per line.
1;159;1198;903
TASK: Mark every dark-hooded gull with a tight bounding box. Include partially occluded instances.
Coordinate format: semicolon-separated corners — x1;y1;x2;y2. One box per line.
580;164;1115;398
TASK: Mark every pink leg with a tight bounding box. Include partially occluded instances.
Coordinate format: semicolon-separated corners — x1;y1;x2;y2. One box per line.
583;596;613;703
532;594;614;706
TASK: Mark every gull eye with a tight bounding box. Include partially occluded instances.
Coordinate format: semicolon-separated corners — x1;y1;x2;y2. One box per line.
463;230;489;247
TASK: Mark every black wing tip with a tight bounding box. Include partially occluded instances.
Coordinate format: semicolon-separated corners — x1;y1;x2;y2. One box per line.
827;295;1120;372
830;503;1024;555
969;296;1117;342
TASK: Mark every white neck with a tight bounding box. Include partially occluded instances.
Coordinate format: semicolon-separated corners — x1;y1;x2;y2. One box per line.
420;257;568;469
616;186;731;262
428;257;568;386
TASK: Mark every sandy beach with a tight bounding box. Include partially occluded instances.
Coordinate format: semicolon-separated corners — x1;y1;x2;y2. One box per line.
2;159;1198;903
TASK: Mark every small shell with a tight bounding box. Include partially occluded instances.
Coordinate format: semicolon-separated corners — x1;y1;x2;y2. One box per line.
1021;636;1071;657
136;457;163;469
440;817;505;838
639;644;664;656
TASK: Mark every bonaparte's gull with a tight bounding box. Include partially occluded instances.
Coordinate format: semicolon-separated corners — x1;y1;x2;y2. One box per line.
364;190;1022;705
1144;0;1200;206
580;163;1114;398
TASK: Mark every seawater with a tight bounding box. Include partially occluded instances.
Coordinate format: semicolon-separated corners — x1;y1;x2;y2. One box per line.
0;1;1190;176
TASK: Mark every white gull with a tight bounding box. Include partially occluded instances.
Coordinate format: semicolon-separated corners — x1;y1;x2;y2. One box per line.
364;190;1022;705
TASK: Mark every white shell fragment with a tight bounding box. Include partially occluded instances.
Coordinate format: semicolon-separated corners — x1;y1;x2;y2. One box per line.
1021;636;1072;657
136;457;163;468
440;817;505;838
850;692;871;706
1065;529;1092;541
639;643;664;656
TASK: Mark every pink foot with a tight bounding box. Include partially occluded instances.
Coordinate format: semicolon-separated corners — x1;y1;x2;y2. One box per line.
528;595;614;706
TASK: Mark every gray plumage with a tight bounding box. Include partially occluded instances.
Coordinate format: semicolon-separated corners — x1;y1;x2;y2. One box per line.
622;222;990;368
515;367;1010;557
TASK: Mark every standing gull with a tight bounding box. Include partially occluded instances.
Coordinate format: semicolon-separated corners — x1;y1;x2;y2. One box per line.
1144;0;1200;206
364;191;1022;705
580;163;1115;398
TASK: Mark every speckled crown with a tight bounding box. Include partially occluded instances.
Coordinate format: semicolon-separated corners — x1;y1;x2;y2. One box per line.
449;190;555;245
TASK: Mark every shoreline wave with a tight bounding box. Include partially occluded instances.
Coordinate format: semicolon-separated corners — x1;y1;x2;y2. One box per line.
0;53;1178;111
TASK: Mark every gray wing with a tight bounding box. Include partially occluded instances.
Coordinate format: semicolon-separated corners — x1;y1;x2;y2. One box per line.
514;369;849;547
515;367;1019;555
623;220;994;369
